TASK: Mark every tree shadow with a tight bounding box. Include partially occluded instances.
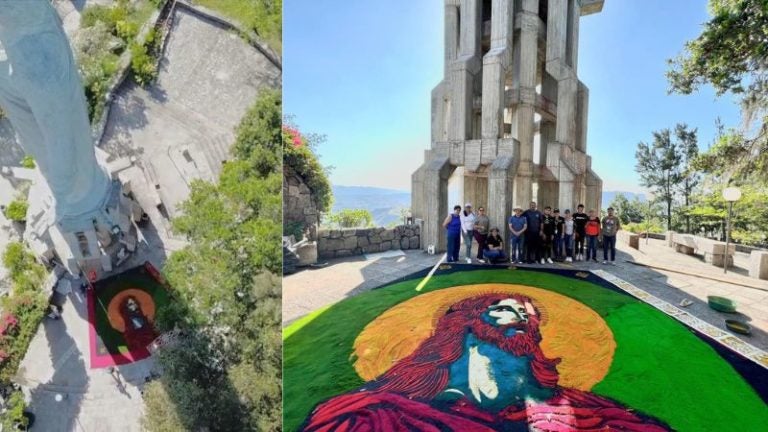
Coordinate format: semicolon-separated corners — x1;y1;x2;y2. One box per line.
23;314;87;432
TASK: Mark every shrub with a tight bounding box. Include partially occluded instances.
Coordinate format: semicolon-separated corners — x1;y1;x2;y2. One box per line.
327;209;373;228
19;156;35;169
0;390;29;430
130;41;157;86
4;198;28;222
282;126;332;213
0;243;48;384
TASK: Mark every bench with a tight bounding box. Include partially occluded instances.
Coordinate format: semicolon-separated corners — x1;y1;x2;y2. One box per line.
749;251;768;280
671;233;735;267
671;233;697;255
696;239;735;267
618;230;640;250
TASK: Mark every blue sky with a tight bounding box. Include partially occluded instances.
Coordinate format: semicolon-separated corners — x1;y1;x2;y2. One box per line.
284;0;741;193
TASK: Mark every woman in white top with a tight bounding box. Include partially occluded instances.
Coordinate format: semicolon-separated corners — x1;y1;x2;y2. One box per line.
459;203;476;263
563;209;575;262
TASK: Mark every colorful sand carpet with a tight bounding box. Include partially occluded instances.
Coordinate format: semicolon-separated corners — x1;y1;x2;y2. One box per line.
87;262;170;368
284;265;768;431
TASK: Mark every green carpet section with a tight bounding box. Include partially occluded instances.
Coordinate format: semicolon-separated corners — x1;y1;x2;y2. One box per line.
93;267;170;355
283;269;768;432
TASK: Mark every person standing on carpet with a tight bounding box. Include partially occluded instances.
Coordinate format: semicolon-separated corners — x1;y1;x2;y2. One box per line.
473;206;490;263
553;209;565;260
442;205;462;263
522;201;543;264
508;206;527;264
601;207;621;264
483;228;506;264
563;209;575;262
585;210;601;263
541;207;556;264
460;203;476;263
573;204;589;261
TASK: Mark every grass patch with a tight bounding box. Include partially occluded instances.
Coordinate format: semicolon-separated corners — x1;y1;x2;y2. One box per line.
192;0;282;53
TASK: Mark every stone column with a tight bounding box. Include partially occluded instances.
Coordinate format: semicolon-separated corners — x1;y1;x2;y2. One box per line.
481;0;513;140
444;3;459;76
448;0;481;140
513;0;539;207
423;157;453;252
488;155;517;243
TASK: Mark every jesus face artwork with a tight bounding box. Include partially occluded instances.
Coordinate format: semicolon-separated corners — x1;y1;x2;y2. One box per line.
484;298;532;328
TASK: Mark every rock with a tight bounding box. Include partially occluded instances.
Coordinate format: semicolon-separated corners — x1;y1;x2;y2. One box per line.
336;249;352;258
381;230;395;241
409;236;420;249
370;235;381;244
380;240;391;250
342;229;356;237
400;237;409;249
344;236;358;249
366;243;380;253
358;237;370;248
329;230;342;239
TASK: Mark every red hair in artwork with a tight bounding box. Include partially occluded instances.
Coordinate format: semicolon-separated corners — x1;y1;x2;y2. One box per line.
368;293;561;399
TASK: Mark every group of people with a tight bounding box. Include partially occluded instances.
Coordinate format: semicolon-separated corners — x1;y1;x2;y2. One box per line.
442;201;621;265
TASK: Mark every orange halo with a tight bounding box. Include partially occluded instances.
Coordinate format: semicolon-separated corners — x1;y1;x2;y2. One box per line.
352;284;616;391
106;289;156;333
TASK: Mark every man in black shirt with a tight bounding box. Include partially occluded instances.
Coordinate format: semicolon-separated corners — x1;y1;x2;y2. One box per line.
572;204;589;261
541;206;556;264
553;209;565;260
522;201;542;264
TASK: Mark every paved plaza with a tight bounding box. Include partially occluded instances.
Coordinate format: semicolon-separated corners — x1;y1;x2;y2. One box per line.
284;238;768;352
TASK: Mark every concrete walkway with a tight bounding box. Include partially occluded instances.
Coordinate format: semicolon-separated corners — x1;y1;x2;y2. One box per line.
18;280;157;432
283;238;768;354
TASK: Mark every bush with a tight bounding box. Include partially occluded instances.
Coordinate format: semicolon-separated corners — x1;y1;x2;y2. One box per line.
327;209;373;228
130;41;157;86
0;243;48;384
4;199;28;222
282;126;332;213
0;390;29;430
624;220;666;235
19;156;35;169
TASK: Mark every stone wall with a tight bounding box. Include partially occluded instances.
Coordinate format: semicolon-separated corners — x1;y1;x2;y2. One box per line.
318;225;420;259
284;167;320;241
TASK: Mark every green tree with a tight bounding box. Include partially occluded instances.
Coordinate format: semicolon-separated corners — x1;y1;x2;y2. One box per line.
328;208;374;228
608;193;645;225
675;124;700;233
143;90;282;431
667;0;768;179
635;128;683;231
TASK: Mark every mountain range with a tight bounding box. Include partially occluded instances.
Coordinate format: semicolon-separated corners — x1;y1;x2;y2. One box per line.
331;185;645;227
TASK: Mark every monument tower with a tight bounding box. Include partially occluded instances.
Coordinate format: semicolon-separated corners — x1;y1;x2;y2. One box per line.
0;1;142;277
412;0;603;252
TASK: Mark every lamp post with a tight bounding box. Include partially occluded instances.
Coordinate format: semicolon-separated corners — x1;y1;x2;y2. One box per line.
722;186;741;274
645;191;655;245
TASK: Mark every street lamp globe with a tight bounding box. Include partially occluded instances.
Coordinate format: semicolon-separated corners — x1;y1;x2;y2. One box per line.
723;187;742;202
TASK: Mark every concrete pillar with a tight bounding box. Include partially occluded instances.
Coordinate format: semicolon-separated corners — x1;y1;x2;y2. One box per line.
463;175;488;212
411;163;426;220
481;0;513;140
423;157;454;252
488;155;516;243
513;0;539;208
448;0;482;140
444;4;459;76
576;81;589;152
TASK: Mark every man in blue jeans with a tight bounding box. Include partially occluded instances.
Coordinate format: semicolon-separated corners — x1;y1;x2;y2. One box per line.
507;207;527;264
442;205;462;262
601;207;621;264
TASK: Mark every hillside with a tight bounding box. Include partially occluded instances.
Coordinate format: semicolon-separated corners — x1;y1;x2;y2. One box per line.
331;185;641;226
